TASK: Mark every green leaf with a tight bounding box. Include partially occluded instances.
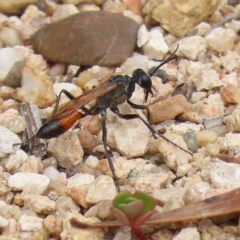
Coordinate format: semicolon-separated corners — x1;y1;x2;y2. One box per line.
112;191;132;210
132;192;156;216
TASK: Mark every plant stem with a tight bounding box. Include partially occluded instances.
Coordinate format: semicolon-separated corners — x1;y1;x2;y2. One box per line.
132;227;146;240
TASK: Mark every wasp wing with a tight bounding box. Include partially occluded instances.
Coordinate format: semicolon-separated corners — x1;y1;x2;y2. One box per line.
48;80;117;121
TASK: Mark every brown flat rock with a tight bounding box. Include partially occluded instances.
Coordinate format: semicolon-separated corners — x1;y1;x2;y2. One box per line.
31;11;139;67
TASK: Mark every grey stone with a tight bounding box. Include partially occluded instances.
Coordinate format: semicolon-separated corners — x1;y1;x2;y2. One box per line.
31;11;139;67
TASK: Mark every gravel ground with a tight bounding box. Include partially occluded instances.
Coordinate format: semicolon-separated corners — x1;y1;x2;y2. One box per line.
0;0;240;239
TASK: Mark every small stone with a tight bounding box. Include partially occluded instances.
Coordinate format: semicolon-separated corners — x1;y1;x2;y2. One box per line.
17;63;57;108
48;131;84;168
221;72;238;87
52;4;79;22
206;27;236;53
149;95;189;124
78;129;97;152
0;86;14;99
0;27;23;47
114;157;146;180
183;132;199;153
220;51;240;72
225;19;240;33
152;188;186;204
43;215;63;237
195;130;219;146
226;105;240;132
135;172;169;193
171;36;207;61
1;218;17;236
0;0;38;15
0;216;9;227
0;201;21;220
0;126;21;157
19;155;43;173
43;166;60;181
4;60;26;88
137;24;150;47
31;11;139;67
66;185;89;208
142;26;169;60
0;47;27;82
194;22;211;36
79;115;102;136
2;149;28;173
85;155;99;169
18;215;43;232
53;82;83;105
23;194;56;214
151;228;174;240
67;173;95;188
47;180;67;197
195;68;222;91
56;196;80;213
203;116;223;129
63;0;105;5
8;172;50;194
61;212;105;240
0;109;26;134
85;175;117;204
216;133;240;155
86;199;112;219
173;227;200;240
220;85;240;104
210;161;240;189
121;52;148;74
182;93;225;123
102;103;150;158
143;0;219;37
157;133;190;171
207;225;236;239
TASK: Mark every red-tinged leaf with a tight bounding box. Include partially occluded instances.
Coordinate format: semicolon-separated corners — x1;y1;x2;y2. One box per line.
110;206;130;225
132;192;156;216
123;200;144;220
71;188;240;228
147;187;240;225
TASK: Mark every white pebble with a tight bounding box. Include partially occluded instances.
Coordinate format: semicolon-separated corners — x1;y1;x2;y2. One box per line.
8;172;50;194
210;161;240;189
142;26;169;60
173;227;200;240
219;51;240;72
0;47;25;73
205;27;236;53
52;4;79;22
43;166;60;181
171;36;207;61
18;215;43;232
0;27;23;47
137;24;150;47
49;63;66;77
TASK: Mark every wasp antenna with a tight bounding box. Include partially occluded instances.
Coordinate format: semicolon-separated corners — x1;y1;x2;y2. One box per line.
13;135;37;148
150;44;179;77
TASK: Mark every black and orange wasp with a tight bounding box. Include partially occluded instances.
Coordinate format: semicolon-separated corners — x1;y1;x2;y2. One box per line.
20;46;192;191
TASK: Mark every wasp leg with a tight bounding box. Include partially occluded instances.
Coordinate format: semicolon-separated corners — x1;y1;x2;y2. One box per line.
51;89;76;117
100;110;120;192
127;100;150;121
110;106;193;156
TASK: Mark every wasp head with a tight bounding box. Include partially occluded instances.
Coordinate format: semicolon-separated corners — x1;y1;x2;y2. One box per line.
132;68;156;102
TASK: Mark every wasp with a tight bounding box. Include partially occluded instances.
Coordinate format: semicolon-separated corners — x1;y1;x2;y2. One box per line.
21;46;192;191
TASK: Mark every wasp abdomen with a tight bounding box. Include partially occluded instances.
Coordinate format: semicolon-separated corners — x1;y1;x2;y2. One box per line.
37;111;82;139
